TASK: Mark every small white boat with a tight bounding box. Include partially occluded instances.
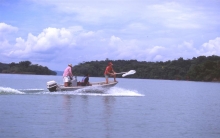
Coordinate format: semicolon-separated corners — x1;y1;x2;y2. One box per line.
46;70;136;92
47;79;118;92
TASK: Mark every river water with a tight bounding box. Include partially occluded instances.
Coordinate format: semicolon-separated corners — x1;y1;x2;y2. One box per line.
0;74;220;138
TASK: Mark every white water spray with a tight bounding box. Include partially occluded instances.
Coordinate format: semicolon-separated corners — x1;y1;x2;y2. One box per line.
0;86;24;94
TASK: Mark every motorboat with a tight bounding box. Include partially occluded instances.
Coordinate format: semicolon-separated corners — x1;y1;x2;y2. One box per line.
46;78;118;92
46;70;136;92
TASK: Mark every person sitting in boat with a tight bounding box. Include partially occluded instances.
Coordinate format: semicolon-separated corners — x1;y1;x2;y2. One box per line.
63;64;73;87
81;73;91;86
104;62;117;84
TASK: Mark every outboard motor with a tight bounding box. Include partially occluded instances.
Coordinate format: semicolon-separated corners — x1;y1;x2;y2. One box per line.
47;80;58;92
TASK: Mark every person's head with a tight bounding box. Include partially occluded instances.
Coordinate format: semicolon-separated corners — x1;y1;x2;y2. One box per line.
68;64;72;67
84;73;89;76
108;62;113;66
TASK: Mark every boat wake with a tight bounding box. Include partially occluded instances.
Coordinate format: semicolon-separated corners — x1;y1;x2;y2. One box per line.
44;87;144;97
0;86;46;95
0;86;144;97
18;89;45;93
102;87;144;97
0;86;25;95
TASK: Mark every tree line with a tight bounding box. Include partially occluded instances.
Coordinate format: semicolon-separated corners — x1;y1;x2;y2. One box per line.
0;61;57;75
72;55;220;82
1;55;220;81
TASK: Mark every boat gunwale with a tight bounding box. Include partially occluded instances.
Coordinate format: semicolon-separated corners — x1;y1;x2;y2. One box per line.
58;81;118;90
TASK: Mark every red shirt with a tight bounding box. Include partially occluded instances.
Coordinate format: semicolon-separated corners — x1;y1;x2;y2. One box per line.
104;66;113;75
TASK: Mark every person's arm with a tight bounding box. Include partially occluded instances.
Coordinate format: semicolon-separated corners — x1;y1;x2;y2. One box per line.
112;68;116;74
109;71;115;76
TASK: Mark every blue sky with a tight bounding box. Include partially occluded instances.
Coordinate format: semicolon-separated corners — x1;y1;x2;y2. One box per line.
0;0;220;71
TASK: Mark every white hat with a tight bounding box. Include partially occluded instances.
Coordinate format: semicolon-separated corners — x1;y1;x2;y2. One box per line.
68;64;72;67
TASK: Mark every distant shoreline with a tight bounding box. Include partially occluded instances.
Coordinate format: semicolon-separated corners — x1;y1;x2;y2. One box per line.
0;72;58;76
0;71;63;76
0;73;219;83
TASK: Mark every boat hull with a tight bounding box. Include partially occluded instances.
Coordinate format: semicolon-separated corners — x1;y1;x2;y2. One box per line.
47;81;118;92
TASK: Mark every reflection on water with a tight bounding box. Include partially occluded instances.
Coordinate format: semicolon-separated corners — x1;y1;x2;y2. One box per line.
60;95;117;138
103;97;115;138
62;95;74;123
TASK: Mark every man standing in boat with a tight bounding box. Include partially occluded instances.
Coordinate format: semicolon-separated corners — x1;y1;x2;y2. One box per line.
63;64;73;87
104;62;117;84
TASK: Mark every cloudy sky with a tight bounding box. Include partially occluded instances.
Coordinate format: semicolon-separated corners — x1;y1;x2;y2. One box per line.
0;0;220;71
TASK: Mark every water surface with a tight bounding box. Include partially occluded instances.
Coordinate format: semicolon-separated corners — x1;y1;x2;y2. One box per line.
0;74;220;138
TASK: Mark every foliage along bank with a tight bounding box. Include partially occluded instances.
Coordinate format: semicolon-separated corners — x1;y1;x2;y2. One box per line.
0;61;57;75
72;55;220;82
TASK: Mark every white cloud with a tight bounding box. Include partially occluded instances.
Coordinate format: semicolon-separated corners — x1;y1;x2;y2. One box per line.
2;27;81;58
15;37;26;49
149;46;165;54
0;39;11;50
0;23;18;50
1;24;219;65
109;35;122;46
154;55;163;61
0;23;18;34
200;37;220;55
0;20;220;70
